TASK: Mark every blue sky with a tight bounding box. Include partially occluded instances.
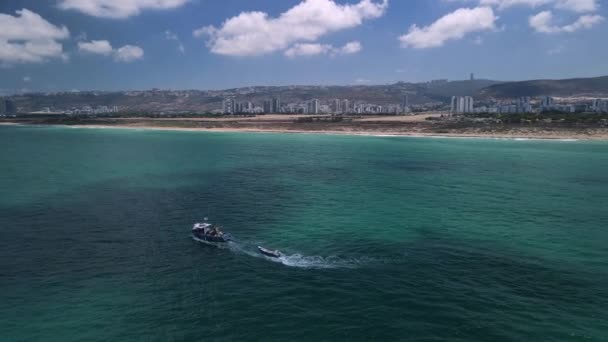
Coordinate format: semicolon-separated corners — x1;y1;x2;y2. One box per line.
0;0;606;92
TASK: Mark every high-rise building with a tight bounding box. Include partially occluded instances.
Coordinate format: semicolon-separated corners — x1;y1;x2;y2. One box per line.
592;99;601;112
0;98;6;114
4;99;16;114
307;99;319;114
451;96;474;114
470;73;474;81
517;97;532;113
450;96;458;114
592;99;608;113
271;97;281;113
402;94;409;111
540;96;554;111
263;100;272;113
464;96;474;113
341;99;350;114
244;101;253;113
458;97;466;113
222;97;236;114
331;99;341;114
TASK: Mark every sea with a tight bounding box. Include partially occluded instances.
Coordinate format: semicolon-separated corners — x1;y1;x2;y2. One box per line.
1;125;607;341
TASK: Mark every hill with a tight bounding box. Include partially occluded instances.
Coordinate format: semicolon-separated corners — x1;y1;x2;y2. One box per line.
479;76;608;98
8;76;608;114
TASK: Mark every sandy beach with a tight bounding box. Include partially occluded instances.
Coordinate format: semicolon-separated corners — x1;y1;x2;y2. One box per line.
3;114;608;140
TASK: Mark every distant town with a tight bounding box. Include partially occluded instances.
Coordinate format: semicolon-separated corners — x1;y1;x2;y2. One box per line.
2;94;608;117
1;75;608;117
449;96;608;115
217;95;608;116
220;96;410;115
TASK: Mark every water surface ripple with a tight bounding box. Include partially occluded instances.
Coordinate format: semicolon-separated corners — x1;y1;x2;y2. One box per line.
1;126;607;341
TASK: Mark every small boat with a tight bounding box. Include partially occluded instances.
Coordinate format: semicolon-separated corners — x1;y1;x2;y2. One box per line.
192;222;232;244
258;246;281;258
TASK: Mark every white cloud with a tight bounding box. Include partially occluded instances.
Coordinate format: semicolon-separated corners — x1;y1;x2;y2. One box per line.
338;41;362;54
480;0;598;12
165;30;185;54
354;78;371;84
480;0;552;9
57;0;189;19
195;0;387;56
399;7;497;49
78;39;113;55
77;39;144;62
0;9;69;64
555;0;598;12
23;76;31;82
284;41;362;57
529;10;603;32
114;45;144;62
285;43;333;57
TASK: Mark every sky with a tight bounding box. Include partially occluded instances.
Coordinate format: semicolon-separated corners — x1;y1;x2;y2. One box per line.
0;0;606;92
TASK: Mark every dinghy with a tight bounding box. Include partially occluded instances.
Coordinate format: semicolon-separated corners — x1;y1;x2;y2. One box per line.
258;246;281;258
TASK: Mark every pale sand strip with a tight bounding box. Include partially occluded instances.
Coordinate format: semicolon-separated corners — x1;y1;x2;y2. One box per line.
57;124;608;141
4;120;607;140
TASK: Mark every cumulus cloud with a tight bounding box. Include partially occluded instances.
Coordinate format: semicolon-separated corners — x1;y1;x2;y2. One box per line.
194;0;387;56
284;41;362;57
0;9;69;64
480;0;598;12
285;43;333;57
78;39;144;62
554;0;598;12
114;45;144;62
57;0;189;19
339;41;362;54
529;10;603;32
78;39;113;55
399;7;497;49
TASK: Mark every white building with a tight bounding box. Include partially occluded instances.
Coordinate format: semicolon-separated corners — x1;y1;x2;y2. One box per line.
540;96;554;111
464;96;474;113
271;97;281;113
451;96;474;114
307;99;319;114
517;97;532;113
592;99;608;113
450;96;458;114
341;99;350;114
222;97;236;114
332;99;341;114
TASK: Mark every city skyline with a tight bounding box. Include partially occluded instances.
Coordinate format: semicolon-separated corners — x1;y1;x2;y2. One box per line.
0;0;606;92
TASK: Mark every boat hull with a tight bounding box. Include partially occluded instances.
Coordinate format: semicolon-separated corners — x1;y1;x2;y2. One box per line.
258;246;281;258
192;231;232;242
193;233;229;242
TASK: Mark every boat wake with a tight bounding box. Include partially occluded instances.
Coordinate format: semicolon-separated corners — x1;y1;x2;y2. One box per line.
193;234;407;269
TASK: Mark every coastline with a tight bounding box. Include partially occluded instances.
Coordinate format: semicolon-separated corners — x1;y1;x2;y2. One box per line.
4;121;608;141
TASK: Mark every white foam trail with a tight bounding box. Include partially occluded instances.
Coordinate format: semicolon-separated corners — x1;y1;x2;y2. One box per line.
194;236;406;269
226;241;365;269
276;254;368;269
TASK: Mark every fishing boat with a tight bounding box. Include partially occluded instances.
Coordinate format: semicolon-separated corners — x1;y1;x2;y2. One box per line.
192;221;232;244
258;246;281;258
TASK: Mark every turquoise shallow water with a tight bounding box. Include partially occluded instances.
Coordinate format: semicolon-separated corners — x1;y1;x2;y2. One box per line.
1;125;608;341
